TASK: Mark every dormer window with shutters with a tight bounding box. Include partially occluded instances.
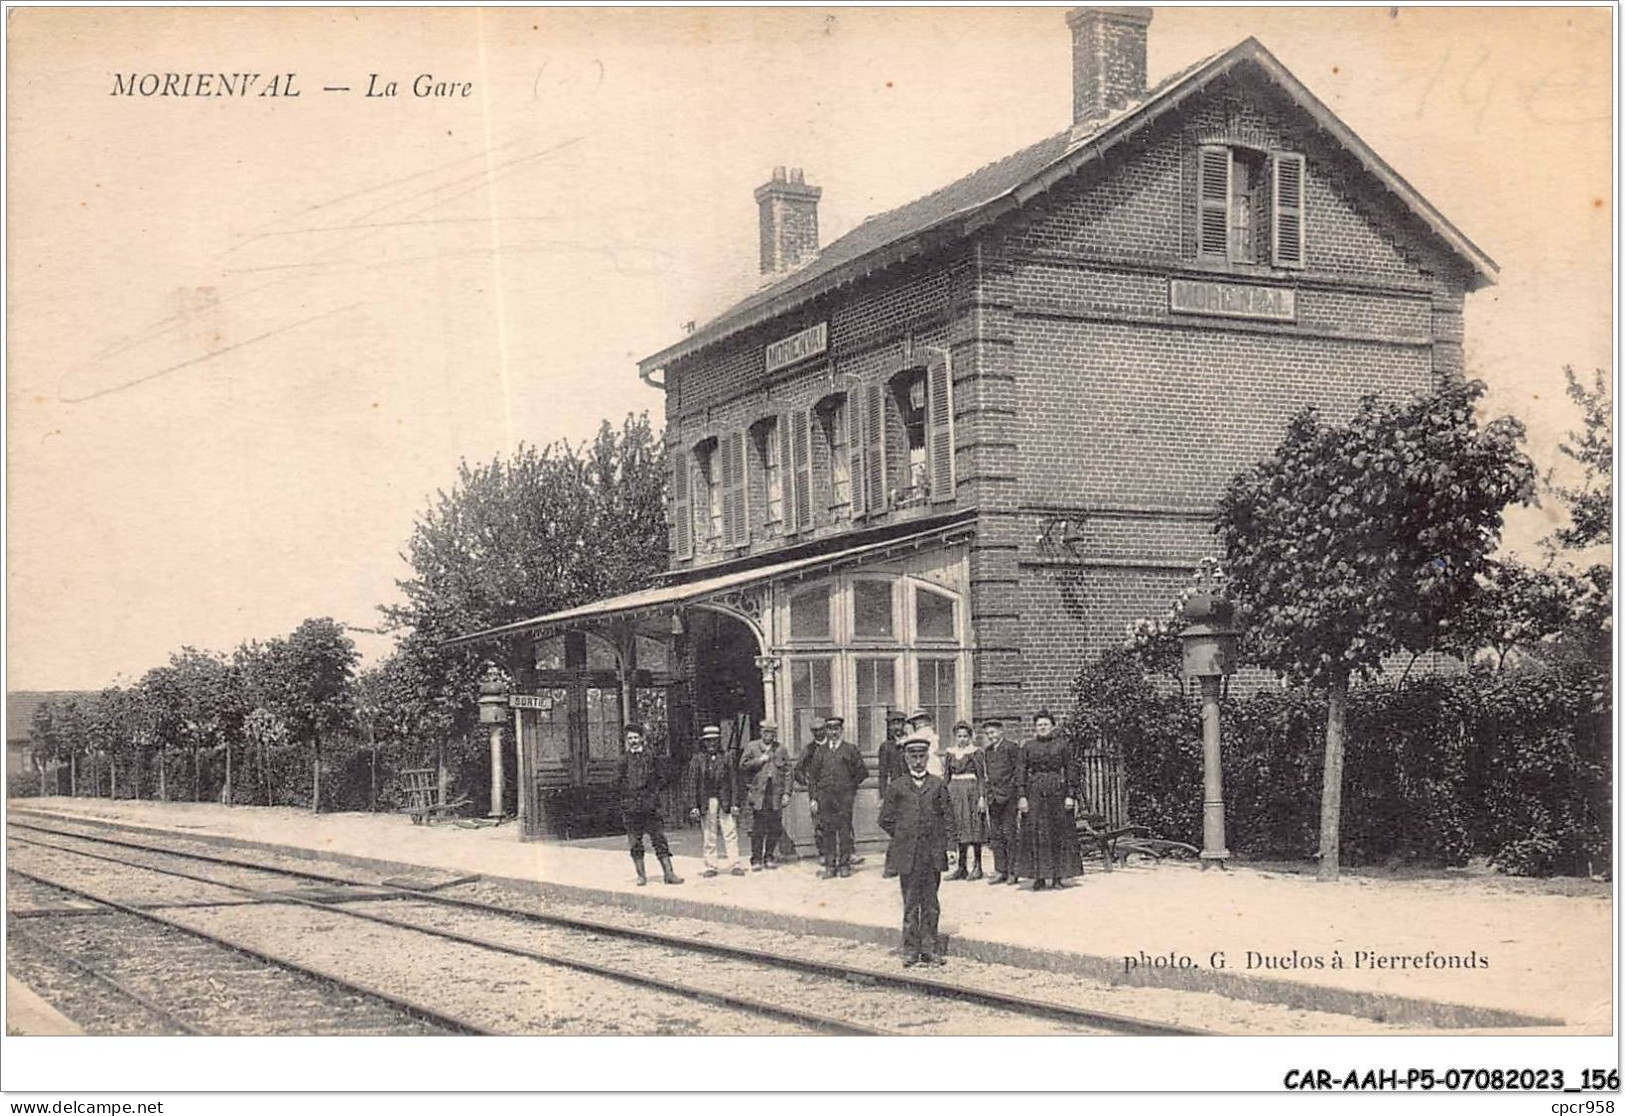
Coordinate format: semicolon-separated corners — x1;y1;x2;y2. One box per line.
1197;145;1305;268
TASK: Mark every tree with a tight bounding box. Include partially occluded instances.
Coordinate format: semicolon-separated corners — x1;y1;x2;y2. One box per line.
135;664;188;800
85;687;143;799
165;648;245;802
252;620;358;812
28;700;61;796
1448;559;1587;671
1546;366;1611;552
384;413;668;681
1217;381;1535;880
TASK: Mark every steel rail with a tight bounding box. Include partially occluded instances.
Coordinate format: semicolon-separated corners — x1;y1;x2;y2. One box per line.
6;863;490;1036
8;832;885;1037
6;912;202;1035
9;814;1211;1036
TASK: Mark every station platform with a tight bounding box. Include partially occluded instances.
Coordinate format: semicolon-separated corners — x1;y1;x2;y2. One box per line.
6;975;84;1036
7;796;1611;1032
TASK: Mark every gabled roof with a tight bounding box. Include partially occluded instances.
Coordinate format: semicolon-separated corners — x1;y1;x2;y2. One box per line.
640;37;1497;376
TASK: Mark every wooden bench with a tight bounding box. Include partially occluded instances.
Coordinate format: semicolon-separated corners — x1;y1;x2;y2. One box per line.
398;768;471;826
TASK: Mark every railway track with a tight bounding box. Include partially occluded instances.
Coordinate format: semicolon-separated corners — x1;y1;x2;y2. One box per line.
6;871;478;1036
7;813;1211;1037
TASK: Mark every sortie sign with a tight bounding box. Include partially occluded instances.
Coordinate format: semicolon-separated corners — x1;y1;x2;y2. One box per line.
1170;278;1296;322
764;322;828;373
509;694;555;711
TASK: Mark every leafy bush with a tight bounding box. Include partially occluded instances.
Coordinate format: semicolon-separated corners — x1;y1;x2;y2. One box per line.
1066;647;1610;876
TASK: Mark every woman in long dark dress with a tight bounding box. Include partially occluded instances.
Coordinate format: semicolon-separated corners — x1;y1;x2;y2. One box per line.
942;721;988;880
1014;709;1083;889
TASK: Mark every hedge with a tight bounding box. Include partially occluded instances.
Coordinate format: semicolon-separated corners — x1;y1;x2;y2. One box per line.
1066;652;1611;877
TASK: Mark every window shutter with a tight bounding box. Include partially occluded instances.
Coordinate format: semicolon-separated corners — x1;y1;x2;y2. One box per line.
721;429;747;548
778;414;795;528
790;409;812;531
671;448;692;560
863;382;888;517
1198;145;1231;258
926;351;956;503
1271;152;1306;268
850;396;867;516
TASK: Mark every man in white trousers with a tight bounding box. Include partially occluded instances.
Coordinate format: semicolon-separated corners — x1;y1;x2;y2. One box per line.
687;724;744;877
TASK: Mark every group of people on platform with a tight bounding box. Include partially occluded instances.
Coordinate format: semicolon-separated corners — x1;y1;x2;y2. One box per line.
613;708;1088;962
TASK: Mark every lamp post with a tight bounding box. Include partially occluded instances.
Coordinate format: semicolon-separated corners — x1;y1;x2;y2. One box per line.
1180;589;1237;869
477;664;509;819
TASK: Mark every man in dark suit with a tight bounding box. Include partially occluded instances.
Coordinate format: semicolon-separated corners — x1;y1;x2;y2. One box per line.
875;709;909;800
614;722;682;886
980;717;1021;885
879;736;956;966
795;713;867;878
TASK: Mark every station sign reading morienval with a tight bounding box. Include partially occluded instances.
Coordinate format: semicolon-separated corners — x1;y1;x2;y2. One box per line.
1169;278;1296;322
764;322;828;373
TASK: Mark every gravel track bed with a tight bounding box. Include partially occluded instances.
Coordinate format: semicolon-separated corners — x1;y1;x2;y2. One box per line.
9;827;344;898
7;918;187;1035
6;873;448;1035
160;900;809;1035
8;872;102;911
8;817;1410;1034
10;816;444;886
448;881;1412;1035
347;897;1106;1035
6;835;811;1035
9;841;265;909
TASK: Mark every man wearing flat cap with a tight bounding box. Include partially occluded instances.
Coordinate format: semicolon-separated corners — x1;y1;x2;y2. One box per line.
614;722;682;886
879;736;955;966
875;710;910;878
738;720;792;870
794;713;867;878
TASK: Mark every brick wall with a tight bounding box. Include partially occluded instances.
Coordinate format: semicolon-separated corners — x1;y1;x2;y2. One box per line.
657;72;1480;724
988;77;1474;715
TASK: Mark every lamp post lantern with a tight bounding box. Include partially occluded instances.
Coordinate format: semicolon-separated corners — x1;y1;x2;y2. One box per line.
477;664;510;819
1180;589;1237;868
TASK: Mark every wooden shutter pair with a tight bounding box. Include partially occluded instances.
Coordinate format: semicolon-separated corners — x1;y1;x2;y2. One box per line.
1197;146;1306;267
779;412;813;534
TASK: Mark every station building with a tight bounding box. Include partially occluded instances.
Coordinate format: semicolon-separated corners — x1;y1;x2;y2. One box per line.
454;8;1494;839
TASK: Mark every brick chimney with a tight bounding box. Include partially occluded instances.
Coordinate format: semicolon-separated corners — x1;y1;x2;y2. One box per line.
1067;7;1153;127
754;166;821;276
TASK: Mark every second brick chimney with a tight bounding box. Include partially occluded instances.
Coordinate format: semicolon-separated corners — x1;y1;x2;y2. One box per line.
1067;7;1153;127
755;166;821;276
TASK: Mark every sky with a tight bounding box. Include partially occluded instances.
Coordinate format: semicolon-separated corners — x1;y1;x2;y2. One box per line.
6;5;1614;692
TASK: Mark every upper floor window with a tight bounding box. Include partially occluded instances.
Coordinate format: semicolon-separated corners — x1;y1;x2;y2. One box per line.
815;394;851;510
1198;146;1306;269
692;437;722;544
893;370;929;505
751;417;783;531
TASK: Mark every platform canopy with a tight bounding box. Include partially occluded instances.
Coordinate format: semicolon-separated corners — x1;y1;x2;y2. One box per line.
442;516;973;648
